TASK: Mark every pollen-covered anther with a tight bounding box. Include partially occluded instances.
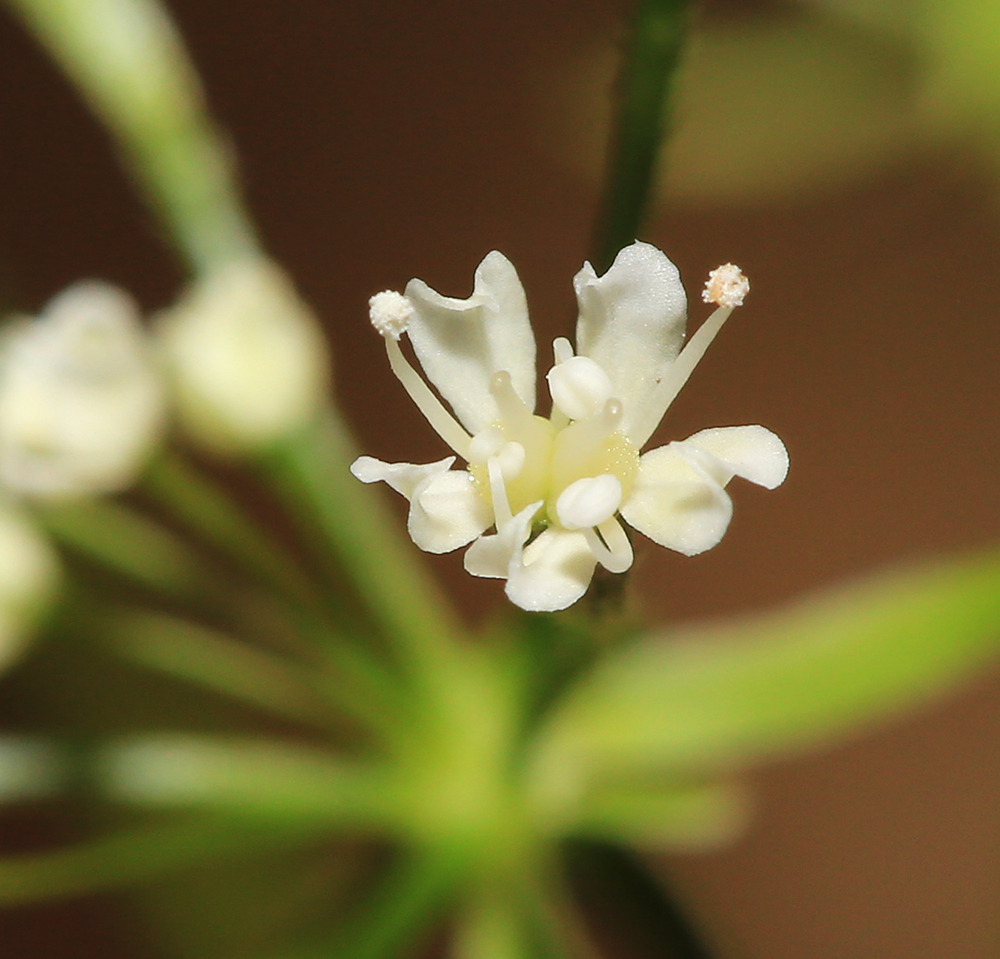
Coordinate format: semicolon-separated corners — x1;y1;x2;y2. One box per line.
368;290;413;340
702;264;749;309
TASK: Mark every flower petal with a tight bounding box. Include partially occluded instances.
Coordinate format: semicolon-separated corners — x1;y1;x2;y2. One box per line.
620;444;732;556
405;252;536;435
349;455;454;499
408;469;493;553
573;242;686;437
685;425;789;489
464;500;541;579
506;528;597;612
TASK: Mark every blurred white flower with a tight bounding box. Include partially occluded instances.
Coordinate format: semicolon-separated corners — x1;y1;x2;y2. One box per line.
158;256;328;455
353;242;787;612
0;501;60;672
0;281;164;497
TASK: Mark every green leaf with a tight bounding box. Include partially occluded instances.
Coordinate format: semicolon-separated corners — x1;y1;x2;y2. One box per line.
531;550;1000;806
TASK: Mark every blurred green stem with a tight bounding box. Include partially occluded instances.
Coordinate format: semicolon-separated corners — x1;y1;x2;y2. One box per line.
591;0;689;272
264;412;467;693
4;0;257;272
142;449;331;621
334;844;468;959
0;816;319;905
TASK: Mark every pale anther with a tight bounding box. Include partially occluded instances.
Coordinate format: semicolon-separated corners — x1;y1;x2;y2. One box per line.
547;355;614;422
702;264;749;309
555;474;623;530
369;290;413;340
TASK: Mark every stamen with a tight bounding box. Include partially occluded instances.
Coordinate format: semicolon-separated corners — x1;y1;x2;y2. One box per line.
384;338;472;459
555;474;622;530
584;517;634;574
547;355;614;422
702;264;749;308
369;291;413;340
487;454;513;528
552;337;574;364
627;304;735;450
490;371;534;428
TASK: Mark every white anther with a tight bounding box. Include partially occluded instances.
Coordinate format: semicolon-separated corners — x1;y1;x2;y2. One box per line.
369;291;413;340
468;425;506;464
495;441;526;481
547;355;615;422
555;474;623;530
702;264;749;309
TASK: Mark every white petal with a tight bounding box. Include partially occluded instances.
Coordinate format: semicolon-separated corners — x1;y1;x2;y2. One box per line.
464;501;540;578
405;252;536;435
685;425;789;489
573;242;686;437
506;528;597;613
408;469;492;554
349;455;453;499
620;444;732;556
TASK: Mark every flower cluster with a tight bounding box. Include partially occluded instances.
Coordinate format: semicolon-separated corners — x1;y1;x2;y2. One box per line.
353;242;788;612
0;256;327;670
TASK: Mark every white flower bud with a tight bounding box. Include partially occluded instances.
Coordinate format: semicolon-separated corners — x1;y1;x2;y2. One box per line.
0;503;60;672
0;282;164;497
159;257;328;455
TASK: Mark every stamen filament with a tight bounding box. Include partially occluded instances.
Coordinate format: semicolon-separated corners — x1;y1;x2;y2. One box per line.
584;517;634;573
487;455;513;528
627;305;734;449
384;338;472;459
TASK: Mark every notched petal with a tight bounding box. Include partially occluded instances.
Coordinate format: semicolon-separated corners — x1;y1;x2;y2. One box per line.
349;455;454;500
409;469;492;554
621;444;733;556
685;425;789;490
573;242;687;436
405;252;536;435
506;528;597;612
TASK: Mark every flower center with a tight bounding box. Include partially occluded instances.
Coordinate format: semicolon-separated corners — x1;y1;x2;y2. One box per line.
467;365;639;530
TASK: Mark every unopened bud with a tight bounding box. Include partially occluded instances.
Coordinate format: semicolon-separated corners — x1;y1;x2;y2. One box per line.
0;281;164;496
159;257;329;455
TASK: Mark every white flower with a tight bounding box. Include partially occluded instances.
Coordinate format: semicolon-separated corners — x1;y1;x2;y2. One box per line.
352;242;788;612
158;257;328;455
0;281;164;497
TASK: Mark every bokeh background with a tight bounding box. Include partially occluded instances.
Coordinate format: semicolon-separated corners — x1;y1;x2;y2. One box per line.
1;0;998;955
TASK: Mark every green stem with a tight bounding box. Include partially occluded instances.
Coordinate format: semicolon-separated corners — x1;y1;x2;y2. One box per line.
0;815;319;905
263;411;466;695
35;495;213;603
5;0;258;272
334;844;467;959
591;0;690;272
142;449;328;620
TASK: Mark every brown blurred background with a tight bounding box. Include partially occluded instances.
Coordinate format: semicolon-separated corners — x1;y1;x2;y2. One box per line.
1;0;998;955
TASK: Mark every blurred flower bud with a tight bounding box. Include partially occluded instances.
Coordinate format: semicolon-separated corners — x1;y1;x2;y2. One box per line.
0;502;60;672
158;257;329;455
0;282;165;497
